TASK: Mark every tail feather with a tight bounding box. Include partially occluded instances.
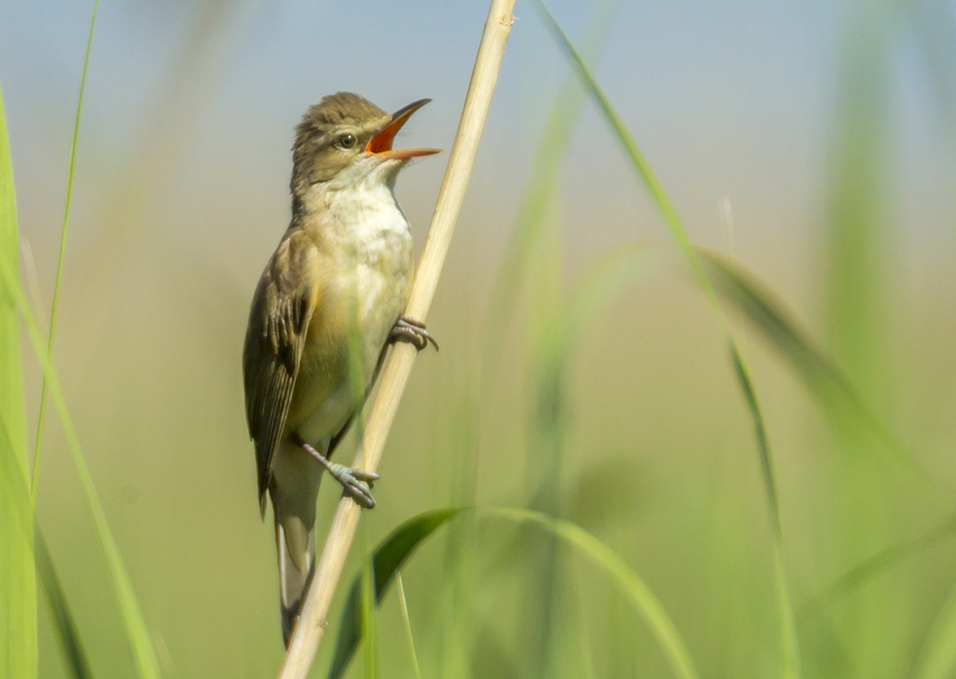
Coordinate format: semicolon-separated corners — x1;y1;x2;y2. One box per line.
275;509;315;646
269;442;322;647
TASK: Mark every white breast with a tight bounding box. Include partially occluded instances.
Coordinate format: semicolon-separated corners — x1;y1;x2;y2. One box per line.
296;165;413;446
328;173;413;362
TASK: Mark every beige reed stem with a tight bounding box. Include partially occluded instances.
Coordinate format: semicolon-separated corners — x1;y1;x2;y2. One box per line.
276;2;516;677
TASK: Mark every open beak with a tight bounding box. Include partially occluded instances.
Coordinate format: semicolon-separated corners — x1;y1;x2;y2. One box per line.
365;98;442;161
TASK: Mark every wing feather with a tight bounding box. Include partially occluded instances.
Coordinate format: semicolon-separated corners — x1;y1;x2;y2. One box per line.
242;231;319;512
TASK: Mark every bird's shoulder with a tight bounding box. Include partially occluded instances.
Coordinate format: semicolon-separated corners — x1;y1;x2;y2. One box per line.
243;227;323;369
264;227;323;295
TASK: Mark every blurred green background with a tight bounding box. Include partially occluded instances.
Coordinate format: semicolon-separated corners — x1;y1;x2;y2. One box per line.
2;0;956;677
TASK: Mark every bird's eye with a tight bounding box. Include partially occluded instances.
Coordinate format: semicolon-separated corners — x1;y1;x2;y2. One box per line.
338;133;357;149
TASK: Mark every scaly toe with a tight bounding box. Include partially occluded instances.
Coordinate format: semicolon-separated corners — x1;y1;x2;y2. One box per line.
346;481;376;509
391;317;439;352
328;463;377;508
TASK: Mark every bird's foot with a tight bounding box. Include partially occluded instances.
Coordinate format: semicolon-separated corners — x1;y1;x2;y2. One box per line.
296;438;380;509
326;462;379;509
390;316;438;352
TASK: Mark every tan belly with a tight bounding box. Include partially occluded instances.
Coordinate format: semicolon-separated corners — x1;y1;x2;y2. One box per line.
285;258;410;449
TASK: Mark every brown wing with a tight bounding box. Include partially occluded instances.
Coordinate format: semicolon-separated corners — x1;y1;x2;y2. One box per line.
243;231;318;513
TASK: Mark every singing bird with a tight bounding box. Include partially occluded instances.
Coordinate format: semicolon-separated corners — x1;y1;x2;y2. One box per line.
242;92;439;644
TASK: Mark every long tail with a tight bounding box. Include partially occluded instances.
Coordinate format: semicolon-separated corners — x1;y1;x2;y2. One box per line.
269;449;322;647
273;507;314;646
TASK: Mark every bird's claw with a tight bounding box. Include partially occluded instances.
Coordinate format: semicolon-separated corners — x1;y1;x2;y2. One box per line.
295;436;379;509
327;462;379;509
390;316;439;352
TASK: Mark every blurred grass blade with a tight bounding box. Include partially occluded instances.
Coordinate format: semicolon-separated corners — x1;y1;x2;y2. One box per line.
0;259;161;679
472;4;625;662
528;0;709;295
481;0;619;385
331;506;701;679
32;0;99;498
820;7;923;674
730;347;781;533
473;624;522;679
480;506;701;679
0;81;38;679
482;24;622;673
566;237;921;480
360;525;378;679
72;0;248;304
701;249;847;392
825;5;894;399
914;576;956;679
699;248;922;475
396;575;423;679
531;3;801;675
0;422;34;679
479;77;573;382
574;241;922;476
569;242;933;657
729;346;800;676
803;511;956;617
360;555;378;679
328;508;466;679
565;242;660;353
35;529;94;679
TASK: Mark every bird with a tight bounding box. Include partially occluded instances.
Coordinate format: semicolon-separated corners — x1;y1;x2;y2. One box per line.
242;92;439;645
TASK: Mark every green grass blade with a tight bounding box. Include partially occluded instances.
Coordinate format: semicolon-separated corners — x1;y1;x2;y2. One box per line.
729;347;781;533
913;577;956;679
531;3;801;675
31;0;99;499
480;506;701;679
569;243;936;666
330;506;701;679
521;120;565;679
824;6;895;399
528;0;710;298
360;524;379;679
468;8;621;672
396;574;423;679
328;508;466;679
480;0;619;385
35;529;94;679
566;240;923;480
728;346;800;675
0;80;38;679
480;15;621;668
472;623;522;679
565;243;660;353
699;248;924;477
0;258;161;679
569;561;598;679
802;512;956;618
0;419;34;679
478;88;571;382
361;555;378;679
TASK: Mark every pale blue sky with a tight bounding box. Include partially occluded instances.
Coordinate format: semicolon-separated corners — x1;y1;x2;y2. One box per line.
1;0;953;305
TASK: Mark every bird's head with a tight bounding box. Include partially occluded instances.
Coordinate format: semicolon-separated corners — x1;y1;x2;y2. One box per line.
290;92;440;198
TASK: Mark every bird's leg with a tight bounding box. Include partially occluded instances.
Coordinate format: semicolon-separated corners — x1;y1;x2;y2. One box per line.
293;436;380;509
389;316;439;352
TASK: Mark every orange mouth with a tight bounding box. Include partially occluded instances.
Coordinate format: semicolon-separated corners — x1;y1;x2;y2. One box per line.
366;98;442;160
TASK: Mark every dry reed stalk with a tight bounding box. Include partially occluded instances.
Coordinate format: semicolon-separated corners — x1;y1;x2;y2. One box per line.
276;1;516;676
